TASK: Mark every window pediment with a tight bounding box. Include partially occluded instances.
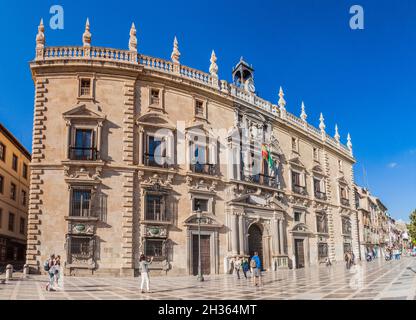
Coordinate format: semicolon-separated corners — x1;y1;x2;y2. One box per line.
63;103;105;122
183;213;222;228
311;164;326;176
288;156;306;170
137;112;176;130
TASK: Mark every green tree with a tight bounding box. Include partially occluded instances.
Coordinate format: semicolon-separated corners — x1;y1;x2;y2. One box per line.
407;209;416;245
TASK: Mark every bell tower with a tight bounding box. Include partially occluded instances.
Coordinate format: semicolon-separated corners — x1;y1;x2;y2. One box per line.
232;57;255;93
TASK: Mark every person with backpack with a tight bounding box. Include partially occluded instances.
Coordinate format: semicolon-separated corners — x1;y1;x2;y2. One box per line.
139;254;153;293
250;252;262;286
241;257;250;279
44;254;56;291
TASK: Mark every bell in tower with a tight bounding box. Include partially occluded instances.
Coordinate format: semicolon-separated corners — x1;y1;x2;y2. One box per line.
232;57;255;93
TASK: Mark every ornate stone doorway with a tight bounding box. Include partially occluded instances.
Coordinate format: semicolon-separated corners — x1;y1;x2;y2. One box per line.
248;224;264;269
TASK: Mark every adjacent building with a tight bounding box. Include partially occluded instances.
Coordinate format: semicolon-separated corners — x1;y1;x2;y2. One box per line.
0;123;31;268
27;19;361;276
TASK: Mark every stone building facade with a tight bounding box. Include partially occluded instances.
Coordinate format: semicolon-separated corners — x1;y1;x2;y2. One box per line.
0;123;31;268
27;20;359;276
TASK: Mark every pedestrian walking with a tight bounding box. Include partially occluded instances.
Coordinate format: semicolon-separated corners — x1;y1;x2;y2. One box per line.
325;257;332;267
344;251;352;270
250;252;262;286
54;255;61;289
241;257;250;279
234;256;242;279
139;254;153;293
44;254;56;292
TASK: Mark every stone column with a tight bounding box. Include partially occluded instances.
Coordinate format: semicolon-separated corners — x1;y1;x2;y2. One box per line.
138;127;144;165
231;213;239;255
238;214;245;256
97;121;103;158
271;218;279;255
279;219;285;254
66;121;71;159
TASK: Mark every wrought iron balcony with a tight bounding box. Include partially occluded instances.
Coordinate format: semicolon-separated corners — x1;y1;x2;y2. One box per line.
243;173;279;188
341;198;350;206
144;153;170;168
293;185;307;195
314;191;327;200
69;147;99;161
190;163;216;175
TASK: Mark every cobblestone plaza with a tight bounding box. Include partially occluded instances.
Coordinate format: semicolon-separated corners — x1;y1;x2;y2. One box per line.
1;258;415;300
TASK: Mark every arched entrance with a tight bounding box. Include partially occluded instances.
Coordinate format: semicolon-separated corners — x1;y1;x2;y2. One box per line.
248;224;264;270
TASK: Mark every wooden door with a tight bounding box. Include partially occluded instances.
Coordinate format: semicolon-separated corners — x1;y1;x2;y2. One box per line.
192;235;211;275
295;239;305;268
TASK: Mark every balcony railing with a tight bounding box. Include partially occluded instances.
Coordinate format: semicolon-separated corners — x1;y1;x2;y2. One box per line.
293;185;307;195
144;153;170;168
190;163;216;175
69;147;99;161
314;191;327;200
341;198;350;206
243;173;279;188
144;211;171;223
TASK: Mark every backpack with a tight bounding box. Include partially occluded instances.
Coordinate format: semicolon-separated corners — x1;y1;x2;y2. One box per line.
43;260;50;272
250;259;257;268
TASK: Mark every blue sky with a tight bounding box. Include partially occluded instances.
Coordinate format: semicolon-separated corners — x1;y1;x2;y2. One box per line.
0;0;415;221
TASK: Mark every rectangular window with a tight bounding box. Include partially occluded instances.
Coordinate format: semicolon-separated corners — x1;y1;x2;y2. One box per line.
291;137;297;151
292;171;300;186
338;159;343;171
0;209;2;229
146;136;166;166
318;243;328;260
19;217;25;234
145;239;164;260
21;190;27;207
8;212;15;231
0;142;5;162
70;237;92;256
71;189;92;217
80;78;91;96
342;217;352;235
12;154;18;171
313;147;319;161
316;214;328;233
22;163;28;179
314;178;321;193
150;89;160;105
195;100;204;117
145;194;167;221
71;128;96;160
193;198;208;212
294;212;302;222
10;183;16;200
0;175;3;194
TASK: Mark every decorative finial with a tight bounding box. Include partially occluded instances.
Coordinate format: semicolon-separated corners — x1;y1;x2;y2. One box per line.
35;19;45;60
171;36;180;64
347;133;353;156
209;50;218;77
278;86;286;110
300;101;307;121
36;19;45;48
83;18;91;47
319;113;326;132
129;23;137;52
334;124;340;143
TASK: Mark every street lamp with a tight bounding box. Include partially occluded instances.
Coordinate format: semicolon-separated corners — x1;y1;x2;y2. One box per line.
196;202;204;282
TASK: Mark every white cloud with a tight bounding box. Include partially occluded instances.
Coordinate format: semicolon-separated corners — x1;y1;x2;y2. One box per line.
387;162;398;168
